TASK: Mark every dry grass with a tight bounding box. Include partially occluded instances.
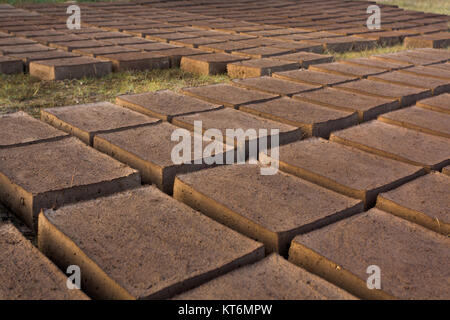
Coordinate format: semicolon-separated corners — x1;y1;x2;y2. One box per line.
0;69;230;117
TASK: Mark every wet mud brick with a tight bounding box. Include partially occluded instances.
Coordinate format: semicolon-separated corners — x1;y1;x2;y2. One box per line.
231;47;293;59
38;186;264;299
93;122;228;194
196;40;258;53
0;44;56;55
0;222;89;300
174;164;363;255
227;58;300;78
49;40;113;52
232;76;320;97
103;37;149;46
170;37;226;50
340;57;413;71
0;112;67;149
123;42;178;52
398;65;450;81
289;208;450;300
272;52;333;68
9;50;79;69
151;47;204;67
378;106;450;138
180;53;249;75
240;97;358;138
273;69;357;87
377;172;449;235
97;52;170;72
172;108;303;148
334;79;431;106
416;93;450;114
368;71;450;95
41;102;160;145
72;46;139;58
0;137;140;229
175;254;356;300
0;37;36;46
294;87;399;122
0;55;23;74
116;90;223;122
181;83;279;109
330;120;450;171
372;50;447;66
263;138;424;208
310;62;388;79
29;56;112;81
404;33;450;49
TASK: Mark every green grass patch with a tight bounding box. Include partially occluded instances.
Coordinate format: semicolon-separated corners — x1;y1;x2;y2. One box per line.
0;68;230;117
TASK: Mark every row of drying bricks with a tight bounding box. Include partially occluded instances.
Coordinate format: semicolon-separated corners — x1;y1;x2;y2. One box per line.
0;6;372;79
1;4;447;79
1;57;449;299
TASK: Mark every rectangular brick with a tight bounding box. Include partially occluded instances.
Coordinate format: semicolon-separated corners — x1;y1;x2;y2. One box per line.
227;58;300;78
264;138;424;207
94;122;228;193
310;62;388;78
29;57;112;80
171;37;227;49
38;186;264;299
231;46;293;59
340;57;413;71
273;69;358;87
0;137;140;228
0;43;55;55
372;50;446;66
330;120;450;171
398;65;450;81
181;53;249;75
32;34;90;45
49;40;113;52
273;52;333;68
123;42;179;52
293;87;400;122
378;106;450;138
416;93;450;114
232;76;320;97
9;50;79;68
0;37;36;46
240;97;358;138
0;222;89;300
41;102;160;145
368;71;450;95
0;111;67;149
197;40;258;53
0;55;23;74
116;90;223;121
377;172;449;235
404;33;450;49
181;83;279;108
289;208;449;299
171;107;303;148
174;164;363;255
334;79;431;106
72;46;138;57
97;52;169;72
151;47;205;67
103;37;149;45
175;254;356;300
